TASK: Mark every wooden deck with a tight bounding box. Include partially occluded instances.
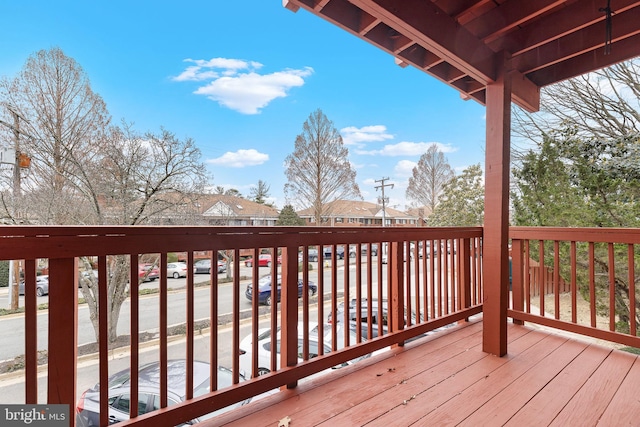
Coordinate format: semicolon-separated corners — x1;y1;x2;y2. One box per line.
205;317;640;427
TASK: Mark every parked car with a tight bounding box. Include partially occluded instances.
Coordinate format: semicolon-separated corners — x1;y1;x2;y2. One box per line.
239;322;370;377
328;298;421;338
193;259;226;274
244;254;281;268
322;245;345;260
303;246;346;262
245;275;317;306
348;243;379;258
75;360;250;426
167;262;188;279
18;275;49;297
307;249;319;262
138;264;159;282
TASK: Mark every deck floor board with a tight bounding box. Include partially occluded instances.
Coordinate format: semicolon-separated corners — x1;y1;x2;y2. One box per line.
203;318;640;427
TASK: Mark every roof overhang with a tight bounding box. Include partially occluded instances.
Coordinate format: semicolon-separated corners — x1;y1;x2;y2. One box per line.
285;0;640;113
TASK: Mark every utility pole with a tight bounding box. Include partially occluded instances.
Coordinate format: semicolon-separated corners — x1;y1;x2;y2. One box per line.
0;105;31;309
375;177;394;227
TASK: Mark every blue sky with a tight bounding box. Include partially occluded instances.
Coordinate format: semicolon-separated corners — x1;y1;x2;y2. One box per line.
0;1;487;211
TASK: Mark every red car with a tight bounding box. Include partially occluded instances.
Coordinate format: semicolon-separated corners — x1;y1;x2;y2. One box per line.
138;263;159;282
244;254;281;268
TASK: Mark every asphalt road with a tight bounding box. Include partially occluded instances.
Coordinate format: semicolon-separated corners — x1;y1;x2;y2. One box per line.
0;258;424;406
0;261;365;361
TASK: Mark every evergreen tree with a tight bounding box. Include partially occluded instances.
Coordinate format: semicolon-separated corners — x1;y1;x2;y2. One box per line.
277;204;306;226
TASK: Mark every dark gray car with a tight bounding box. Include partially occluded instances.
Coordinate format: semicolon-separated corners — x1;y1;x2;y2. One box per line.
75;360;249;426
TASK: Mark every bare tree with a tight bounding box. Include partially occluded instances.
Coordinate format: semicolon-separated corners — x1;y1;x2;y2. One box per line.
513;59;640;153
0;47;110;224
284;109;361;224
0;48;209;344
405;144;454;213
78;124;208;343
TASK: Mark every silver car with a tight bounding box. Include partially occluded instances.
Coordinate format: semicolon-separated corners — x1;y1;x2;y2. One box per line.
18;275;49;297
75;360;249;426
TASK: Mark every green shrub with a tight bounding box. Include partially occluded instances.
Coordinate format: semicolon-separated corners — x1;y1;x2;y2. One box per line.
0;261;9;287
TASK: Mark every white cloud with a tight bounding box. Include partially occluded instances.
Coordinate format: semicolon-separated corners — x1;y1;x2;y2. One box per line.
356;141;456;156
172;57;313;114
207;149;269;167
394;160;416;177
341;125;393;146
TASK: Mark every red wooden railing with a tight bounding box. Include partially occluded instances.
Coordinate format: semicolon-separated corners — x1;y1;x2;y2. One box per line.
0;226;482;427
510;227;640;349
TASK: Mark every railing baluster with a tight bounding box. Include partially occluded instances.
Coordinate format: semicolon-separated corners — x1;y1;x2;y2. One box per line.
511;239;523;325
460;238;472;317
331;244;338;352
608;242;616;332
186;250;194;399
250;248;259;377
524;240;531;313
343;245;350;347
159;252;168;409
98;255;110;425
24;259;37;403
570;242;577;323
130;253;139;422
589;242;596;328
281;246;298;389
429;239;435;319
232;249;240;384
317;248;325;355
629;244;637;337
367;244;374;340
208;249;218;390
355;244;362;343
405;241;412;327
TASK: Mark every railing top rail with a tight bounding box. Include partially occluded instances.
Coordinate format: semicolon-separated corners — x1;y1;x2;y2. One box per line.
510;226;640;244
0;225;483;260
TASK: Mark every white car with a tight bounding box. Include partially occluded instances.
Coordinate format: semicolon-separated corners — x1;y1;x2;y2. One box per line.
239;322;370;378
167;262;188;278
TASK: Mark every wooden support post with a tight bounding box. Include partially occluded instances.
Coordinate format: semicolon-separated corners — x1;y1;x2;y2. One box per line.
483;52;512;356
281;246;299;389
47;257;78;405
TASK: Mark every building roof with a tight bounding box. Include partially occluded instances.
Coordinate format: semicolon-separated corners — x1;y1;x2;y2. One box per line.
406;206;433;220
198;194;279;219
297;199;417;220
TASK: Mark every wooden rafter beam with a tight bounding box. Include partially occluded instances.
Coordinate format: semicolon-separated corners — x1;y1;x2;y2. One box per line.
285;0;540;111
528;31;640;86
514;6;640;75
491;0;640;56
350;0;496;83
